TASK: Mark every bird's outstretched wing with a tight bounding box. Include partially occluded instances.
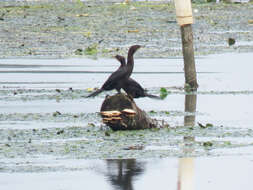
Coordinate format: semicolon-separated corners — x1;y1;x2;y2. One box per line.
102;67;127;90
86;88;103;98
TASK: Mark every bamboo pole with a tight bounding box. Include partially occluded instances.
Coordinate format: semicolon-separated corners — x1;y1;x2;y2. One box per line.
174;0;198;90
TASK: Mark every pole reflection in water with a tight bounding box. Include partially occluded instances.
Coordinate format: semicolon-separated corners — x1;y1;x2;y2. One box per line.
105;159;145;190
178;158;194;190
184;94;197;129
178;94;197;190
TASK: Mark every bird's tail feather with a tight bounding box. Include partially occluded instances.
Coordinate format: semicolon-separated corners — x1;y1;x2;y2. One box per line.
145;93;162;99
86;89;103;98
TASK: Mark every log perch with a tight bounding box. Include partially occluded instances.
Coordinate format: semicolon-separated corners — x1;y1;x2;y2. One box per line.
100;94;158;130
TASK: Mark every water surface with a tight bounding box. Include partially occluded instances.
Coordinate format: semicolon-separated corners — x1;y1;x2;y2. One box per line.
0;53;253;189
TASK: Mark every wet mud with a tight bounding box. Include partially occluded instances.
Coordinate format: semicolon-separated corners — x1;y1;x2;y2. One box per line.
0;1;253;58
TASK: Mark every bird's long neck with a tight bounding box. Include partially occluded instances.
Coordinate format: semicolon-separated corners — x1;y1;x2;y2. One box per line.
120;59;126;68
126;50;134;77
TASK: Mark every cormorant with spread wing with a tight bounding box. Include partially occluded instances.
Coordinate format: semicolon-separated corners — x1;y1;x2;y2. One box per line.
115;55;161;99
86;45;141;97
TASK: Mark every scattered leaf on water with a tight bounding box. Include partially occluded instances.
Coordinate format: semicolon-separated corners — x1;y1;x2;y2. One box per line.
166;20;176;23
128;29;139;33
76;13;89;17
75;0;85;7
198;122;206;128
123;145;144;150
184;136;195;141
130;6;137;10
151;128;160;132
228;38;235;46
57;16;65;21
57;130;64;135
86;88;95;92
105;131;110;136
55;89;61;93
5;144;11;147
198;122;213;129
136;18;144;21
160;87;168;99
206;123;213;127
88;123;95;127
206;0;216;3
248;20;253;24
224;141;231;146
74;48;84;55
83;31;92;38
53;111;61;117
203;141;213;147
102;48;113;53
84;44;98;55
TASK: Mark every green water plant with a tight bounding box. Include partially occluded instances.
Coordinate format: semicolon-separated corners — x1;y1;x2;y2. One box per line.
160;87;168;99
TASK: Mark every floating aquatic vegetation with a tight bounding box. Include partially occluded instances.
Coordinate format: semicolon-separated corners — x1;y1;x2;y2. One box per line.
198;122;214;129
160;87;169;99
228;38;236;46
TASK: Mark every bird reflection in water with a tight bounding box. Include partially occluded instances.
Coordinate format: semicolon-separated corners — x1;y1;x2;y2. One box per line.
105;159;145;190
103;95;197;190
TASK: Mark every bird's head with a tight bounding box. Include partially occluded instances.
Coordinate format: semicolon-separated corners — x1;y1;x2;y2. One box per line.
114;55;126;65
128;45;141;55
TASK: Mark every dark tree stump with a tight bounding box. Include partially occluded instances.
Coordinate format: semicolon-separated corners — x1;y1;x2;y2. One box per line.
100;94;158;131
